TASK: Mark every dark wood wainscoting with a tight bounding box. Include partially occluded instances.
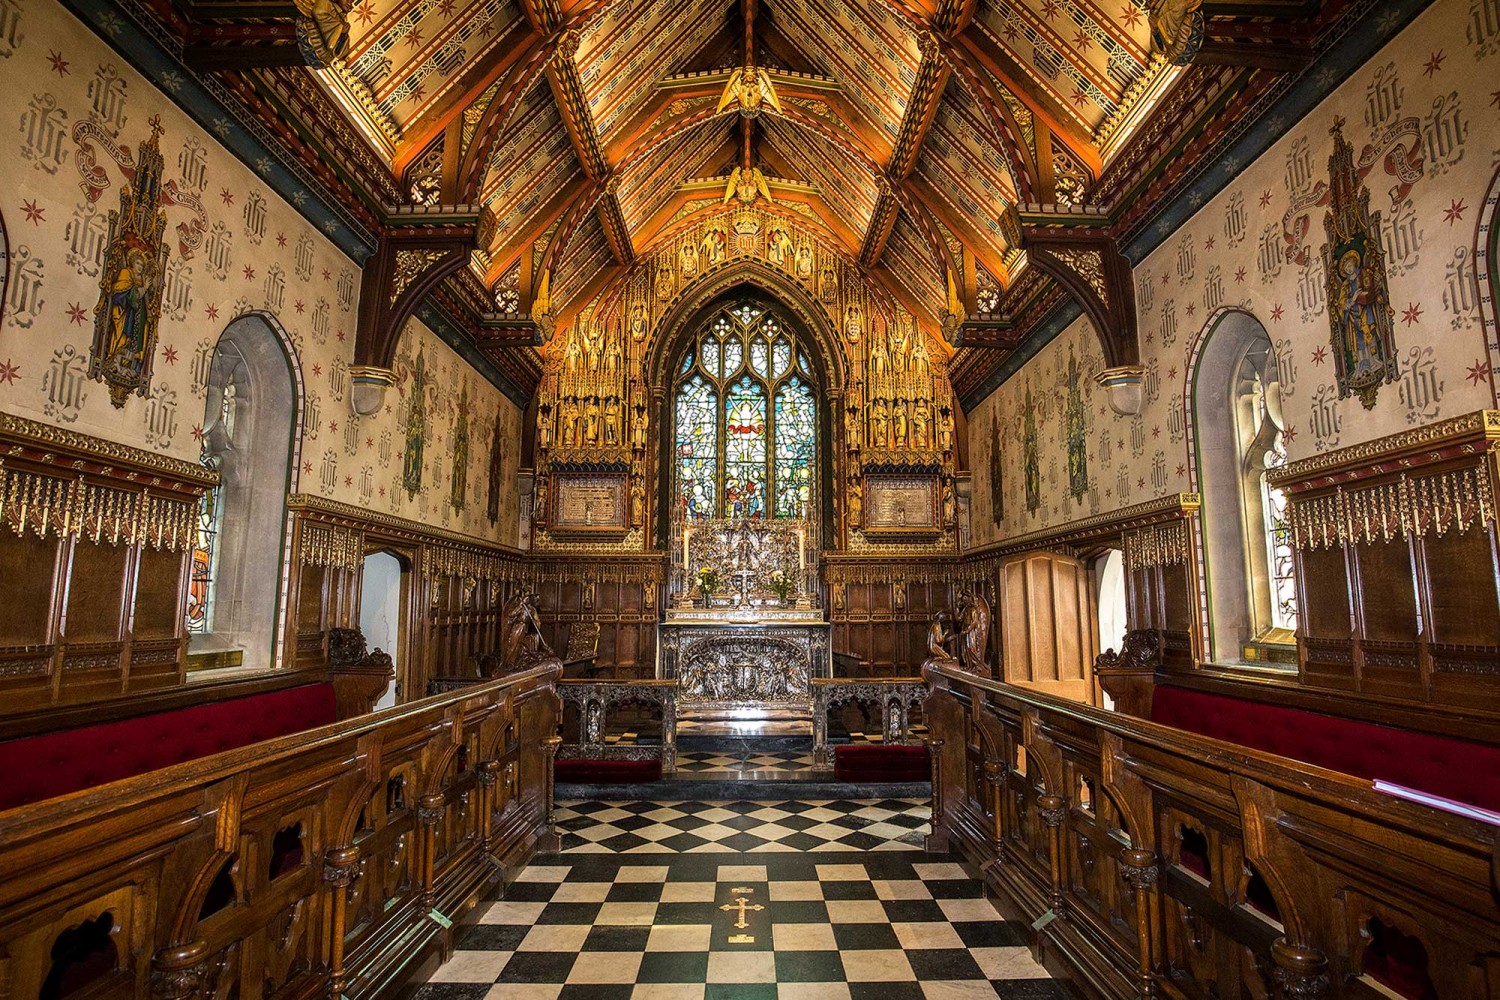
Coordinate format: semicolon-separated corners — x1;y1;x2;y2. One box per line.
0;665;561;1000
531;554;666;679
826;558;961;675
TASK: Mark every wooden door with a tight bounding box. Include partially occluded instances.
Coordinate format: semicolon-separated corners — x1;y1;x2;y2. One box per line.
998;551;1100;705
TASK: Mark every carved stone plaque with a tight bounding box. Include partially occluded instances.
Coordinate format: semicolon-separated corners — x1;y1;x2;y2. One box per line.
658;622;831;716
552;470;629;535
863;474;940;534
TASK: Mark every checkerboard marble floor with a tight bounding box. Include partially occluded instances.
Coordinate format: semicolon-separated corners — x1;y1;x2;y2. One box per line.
675;751;816;773
415;801;1065;1000
556;799;931;853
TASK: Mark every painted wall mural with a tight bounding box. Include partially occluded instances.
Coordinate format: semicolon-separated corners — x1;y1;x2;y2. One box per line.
970;0;1499;549
0;0;522;546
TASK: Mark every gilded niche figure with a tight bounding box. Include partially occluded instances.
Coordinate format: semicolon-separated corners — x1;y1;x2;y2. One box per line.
294;0;352;67
701;225;726;266
844;303;863;342
868;336;888;378
656;264;674;301
603;396;622;447
604;333;622;374
819;259;838;301
912;397;931;450
892;398;909;449
680;239;699;277
565;335;583;373
583;326;602;371
402;348;427;497
630;301;649;342
1321;117;1398;409
1065;348;1088;500
794;244;813;281
871;397;890;448
561;396;580;447
767;227;791;267
1149;0;1205;65
583;396;601;445
536;405;553;452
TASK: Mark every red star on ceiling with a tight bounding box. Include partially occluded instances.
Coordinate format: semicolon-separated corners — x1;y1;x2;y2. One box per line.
1443;199;1466;224
205;303;220;320
1466;360;1492;386
0;359;20;385
161;345;179;364
1070;88;1089;108
1270;304;1284;322
20;199;44;225
1422;49;1445;77
1041;0;1060;18
438;0;455;14
1073;30;1092;51
1401;303;1423;325
67;303;87;324
353;1;374;23
405;27;424;48
47;50;69;76
1120;5;1142;28
220;189;234;206
1311;346;1328;365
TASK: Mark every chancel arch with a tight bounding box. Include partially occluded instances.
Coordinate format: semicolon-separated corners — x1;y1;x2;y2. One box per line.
1188;308;1296;664
188;312;304;671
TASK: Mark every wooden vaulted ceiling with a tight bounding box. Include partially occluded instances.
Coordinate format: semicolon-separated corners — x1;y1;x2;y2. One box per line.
171;0;1331;397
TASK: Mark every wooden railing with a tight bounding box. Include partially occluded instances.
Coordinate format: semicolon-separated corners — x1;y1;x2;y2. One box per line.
0;662;562;1000
811;677;925;768
922;662;1500;1000
558;678;678;772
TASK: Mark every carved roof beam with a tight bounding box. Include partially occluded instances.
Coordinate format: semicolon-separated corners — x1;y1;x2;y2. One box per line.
482;173;592;284
354;209;481;371
1020;223;1137;369
547;33;633;265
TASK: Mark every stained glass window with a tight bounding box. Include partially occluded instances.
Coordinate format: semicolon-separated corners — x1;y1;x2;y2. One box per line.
187;381;235;634
672;301;817;520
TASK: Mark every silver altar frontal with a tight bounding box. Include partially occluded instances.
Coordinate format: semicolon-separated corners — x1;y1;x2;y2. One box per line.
658;518;830;722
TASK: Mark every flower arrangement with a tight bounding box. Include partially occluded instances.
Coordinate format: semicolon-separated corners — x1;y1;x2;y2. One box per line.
696;565;719;603
767;568;796;603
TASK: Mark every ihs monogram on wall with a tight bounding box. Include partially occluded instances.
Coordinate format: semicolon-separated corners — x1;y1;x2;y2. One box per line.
1321;118;1398;410
86;117;171;408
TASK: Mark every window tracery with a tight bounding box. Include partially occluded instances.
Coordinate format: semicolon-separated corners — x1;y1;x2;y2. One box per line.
672;301;817;521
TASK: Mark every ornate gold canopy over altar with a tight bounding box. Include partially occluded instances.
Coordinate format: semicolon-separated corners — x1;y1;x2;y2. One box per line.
658;518;830;721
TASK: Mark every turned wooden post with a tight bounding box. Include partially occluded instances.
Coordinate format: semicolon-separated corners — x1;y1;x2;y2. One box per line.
323;845;361;998
476;759;500;855
150;940;208;1000
984;757;1006;862
540;734;563;853
1271;938;1330;1000
1120;848;1160;999
417;793;446;907
1038;793;1067;913
924;737;947;852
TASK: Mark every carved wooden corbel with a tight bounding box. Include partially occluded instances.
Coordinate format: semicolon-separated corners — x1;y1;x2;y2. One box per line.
1019;218;1139;371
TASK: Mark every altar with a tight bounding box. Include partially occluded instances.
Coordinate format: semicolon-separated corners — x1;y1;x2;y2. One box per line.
657;518;830;722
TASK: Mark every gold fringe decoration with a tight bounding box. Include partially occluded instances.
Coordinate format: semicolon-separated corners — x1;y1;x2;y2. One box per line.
0;463;198;551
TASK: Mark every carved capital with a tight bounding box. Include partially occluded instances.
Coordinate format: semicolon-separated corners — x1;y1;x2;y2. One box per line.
322;845;362;886
1271;938;1330;1000
417;793;447;826
150;941;209;1000
1120;848;1159;890
1038;794;1066;828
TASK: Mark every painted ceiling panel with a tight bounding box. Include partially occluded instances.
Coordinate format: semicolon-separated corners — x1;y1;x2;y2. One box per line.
760;115;879;236
482;81;582;251
883;215;945;307
346;0;528;129
554;214;614;306
616;120;727;232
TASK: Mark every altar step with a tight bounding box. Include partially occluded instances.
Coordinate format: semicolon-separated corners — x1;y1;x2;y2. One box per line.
556;738;930;802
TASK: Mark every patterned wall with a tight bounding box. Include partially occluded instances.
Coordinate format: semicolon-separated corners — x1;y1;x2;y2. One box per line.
0;0;522;546
971;0;1500;548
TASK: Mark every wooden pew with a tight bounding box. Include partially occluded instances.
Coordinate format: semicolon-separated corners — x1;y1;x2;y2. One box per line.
923;661;1500;1000
0;661;562;1000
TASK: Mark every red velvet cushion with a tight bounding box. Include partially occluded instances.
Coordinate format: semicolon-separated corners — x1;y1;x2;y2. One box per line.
0;683;337;812
1151;686;1500;813
834;744;930;782
555;758;663;784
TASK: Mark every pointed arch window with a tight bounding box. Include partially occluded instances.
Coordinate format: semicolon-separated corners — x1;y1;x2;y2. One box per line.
673;302;817;520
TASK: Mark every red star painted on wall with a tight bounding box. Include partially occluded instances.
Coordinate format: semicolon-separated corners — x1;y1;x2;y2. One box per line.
1401;303;1423;325
161;345;179;364
312;363;323;376
205;304;220;321
1185;302;1197;317
47;50;69;76
192;424;205;442
328;420;339;433
1234;267;1246;283
1167;366;1179;380
1160;273;1169;286
366;437;374;448
344;476;353;487
275;232;287;248
304;461;314;475
20;200;44;225
1259;189;1273;208
1422;50;1445;77
336;330;346;342
220;189;234;206
0;359;20;385
1311;346;1328;365
67;303;87;324
1443;199;1467;224
1270;304;1284;322
1137;477;1146;490
242;265;256;280
1151;425;1161;438
1466;360;1492;386
294;299;306;314
1203;236;1215;251
1175;464;1186;478
1282;425;1297;443
322;268;332;281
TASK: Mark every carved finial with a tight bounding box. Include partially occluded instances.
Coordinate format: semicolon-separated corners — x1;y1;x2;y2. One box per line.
148;114;164;139
1330;115;1345;137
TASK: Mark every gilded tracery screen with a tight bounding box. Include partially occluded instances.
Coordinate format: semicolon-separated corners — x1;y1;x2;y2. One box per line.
672;302;817;521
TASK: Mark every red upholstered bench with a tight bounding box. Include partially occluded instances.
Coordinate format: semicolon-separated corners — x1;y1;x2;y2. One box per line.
1151;685;1500;813
834;744;930;783
554;757;663;784
0;682;337;812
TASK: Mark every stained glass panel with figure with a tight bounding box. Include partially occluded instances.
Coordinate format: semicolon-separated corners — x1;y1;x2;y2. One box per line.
774;376;816;517
675;376;718;519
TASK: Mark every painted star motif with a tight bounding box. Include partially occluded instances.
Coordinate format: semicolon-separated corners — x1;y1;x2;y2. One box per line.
438;0;455;15
1041;0;1060;17
243;265;256;280
1137;477;1146;490
1120;5;1142;28
1203;236;1215;251
366;437;374;448
336;330;346;342
47;50;69;76
1175;464;1186;477
379;487;386;497
1466;360;1492;387
384;404;392;414
161;345;179;364
344;475;353;487
353;1;374;23
312;363;324;376
1070;88;1089;108
205;303;220;321
1151;425;1161;438
1422;49;1445;77
1234;267;1246;283
1401;303;1423;325
1282;424;1298;443
1443;199;1466;224
304;461;314;475
1270;304;1284;322
405;27;424;48
1073;30;1092;51
1185;302;1197;317
67;302;87;325
1167;366;1178;380
220;188;234;206
21;199;44;225
294;299;306;314
1259;189;1273;208
1311;346;1328;365
322;268;332;281
1160;273;1169;286
0;359;20;385
276;232;287;248
192;424;205;442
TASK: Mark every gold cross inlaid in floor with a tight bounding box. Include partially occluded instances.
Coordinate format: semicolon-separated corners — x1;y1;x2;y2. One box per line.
720;896;764;929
